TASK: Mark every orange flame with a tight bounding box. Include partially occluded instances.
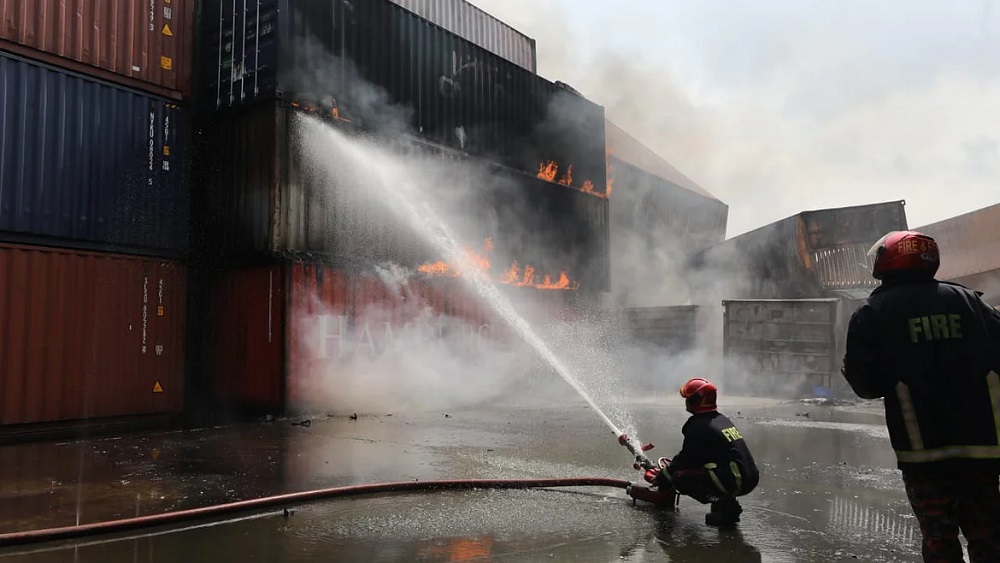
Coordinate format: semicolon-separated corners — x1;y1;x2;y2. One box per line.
537;161;558;182
536;160;604;198
557;164;573;186
605;149;614;198
418;240;579;290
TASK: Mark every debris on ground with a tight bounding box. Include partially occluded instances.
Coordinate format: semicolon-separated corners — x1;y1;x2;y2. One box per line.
349;413;358;421
291;420;312;427
444;413;452;418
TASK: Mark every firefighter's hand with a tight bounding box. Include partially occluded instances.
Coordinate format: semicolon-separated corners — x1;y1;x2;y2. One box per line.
618;433;631;446
643;468;660;484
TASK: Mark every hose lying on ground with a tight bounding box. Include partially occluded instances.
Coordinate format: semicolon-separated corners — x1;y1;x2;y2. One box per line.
0;477;633;547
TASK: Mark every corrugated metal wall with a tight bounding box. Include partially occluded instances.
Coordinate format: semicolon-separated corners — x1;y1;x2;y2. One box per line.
610;158;727;253
200;0;607;189
0;243;186;425
0;52;190;255
624;306;704;354
207;265;286;415
0;0;193;99
388;0;536;72
723;299;841;398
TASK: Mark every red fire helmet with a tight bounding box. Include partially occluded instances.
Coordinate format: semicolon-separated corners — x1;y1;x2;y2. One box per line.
680;378;718;414
868;231;940;280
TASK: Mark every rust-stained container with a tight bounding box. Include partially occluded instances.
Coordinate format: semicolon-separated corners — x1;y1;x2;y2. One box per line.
201;258;583;415
0;0;193;100
689;201;908;302
722;298;861;398
0;243;186;427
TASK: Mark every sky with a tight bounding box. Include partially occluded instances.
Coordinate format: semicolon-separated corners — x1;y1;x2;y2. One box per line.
467;0;1000;237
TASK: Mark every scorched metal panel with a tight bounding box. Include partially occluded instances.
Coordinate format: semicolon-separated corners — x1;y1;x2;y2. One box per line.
0;243;186;426
689;201;907;301
0;52;190;255
0;0;193;99
388;0;536;72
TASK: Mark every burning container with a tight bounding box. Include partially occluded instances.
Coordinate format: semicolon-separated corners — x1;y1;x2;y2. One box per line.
201;259;537;415
688;201;908;302
0;0;194;100
0;243;186;428
193;104;609;293
387;0;537;72
198;0;606;191
0;52;190;256
722;298;862;398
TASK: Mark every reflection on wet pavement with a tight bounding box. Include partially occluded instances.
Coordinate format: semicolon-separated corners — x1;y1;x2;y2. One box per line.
0;397;926;562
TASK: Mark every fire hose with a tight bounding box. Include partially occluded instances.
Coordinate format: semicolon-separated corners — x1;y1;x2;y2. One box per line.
0;477;647;548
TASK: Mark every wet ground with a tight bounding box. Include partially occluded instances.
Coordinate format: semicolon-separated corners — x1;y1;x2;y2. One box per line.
0;392;930;562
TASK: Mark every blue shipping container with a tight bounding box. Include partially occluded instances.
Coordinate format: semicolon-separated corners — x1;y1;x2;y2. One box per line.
0;52;189;255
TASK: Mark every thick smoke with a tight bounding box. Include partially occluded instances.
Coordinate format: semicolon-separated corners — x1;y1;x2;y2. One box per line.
467;0;1000;238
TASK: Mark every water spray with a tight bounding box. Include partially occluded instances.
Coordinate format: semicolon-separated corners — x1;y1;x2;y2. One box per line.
295;116;666;487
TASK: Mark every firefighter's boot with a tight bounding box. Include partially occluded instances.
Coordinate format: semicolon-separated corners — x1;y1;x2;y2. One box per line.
705;497;742;527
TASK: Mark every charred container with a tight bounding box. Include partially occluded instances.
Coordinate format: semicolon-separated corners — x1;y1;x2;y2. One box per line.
0;0;194;100
197;0;606;192
0;52;190;256
193;102;609;293
688;201;908;302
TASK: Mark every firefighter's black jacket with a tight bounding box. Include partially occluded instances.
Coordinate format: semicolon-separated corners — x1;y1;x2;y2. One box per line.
667;411;760;495
843;278;1000;471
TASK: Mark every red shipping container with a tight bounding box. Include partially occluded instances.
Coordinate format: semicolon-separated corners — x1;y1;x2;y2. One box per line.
0;0;193;100
206;260;585;415
0;243;186;426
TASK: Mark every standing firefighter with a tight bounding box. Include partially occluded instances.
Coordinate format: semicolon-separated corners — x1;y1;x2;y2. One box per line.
621;378;760;526
842;230;1000;562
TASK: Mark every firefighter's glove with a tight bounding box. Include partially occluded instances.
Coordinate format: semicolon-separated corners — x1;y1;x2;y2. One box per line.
618;433;631;447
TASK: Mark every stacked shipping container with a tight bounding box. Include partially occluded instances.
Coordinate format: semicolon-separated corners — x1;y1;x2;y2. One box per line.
0;1;192;430
193;0;611;415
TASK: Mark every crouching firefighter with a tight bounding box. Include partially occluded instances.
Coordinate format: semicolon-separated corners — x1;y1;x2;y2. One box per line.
620;377;759;526
842;230;1000;563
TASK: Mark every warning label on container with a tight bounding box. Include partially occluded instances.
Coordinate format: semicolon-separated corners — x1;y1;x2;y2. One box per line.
157;305;165;317
153;381;164;393
160;56;172;70
162;23;173;37
150;448;161;460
